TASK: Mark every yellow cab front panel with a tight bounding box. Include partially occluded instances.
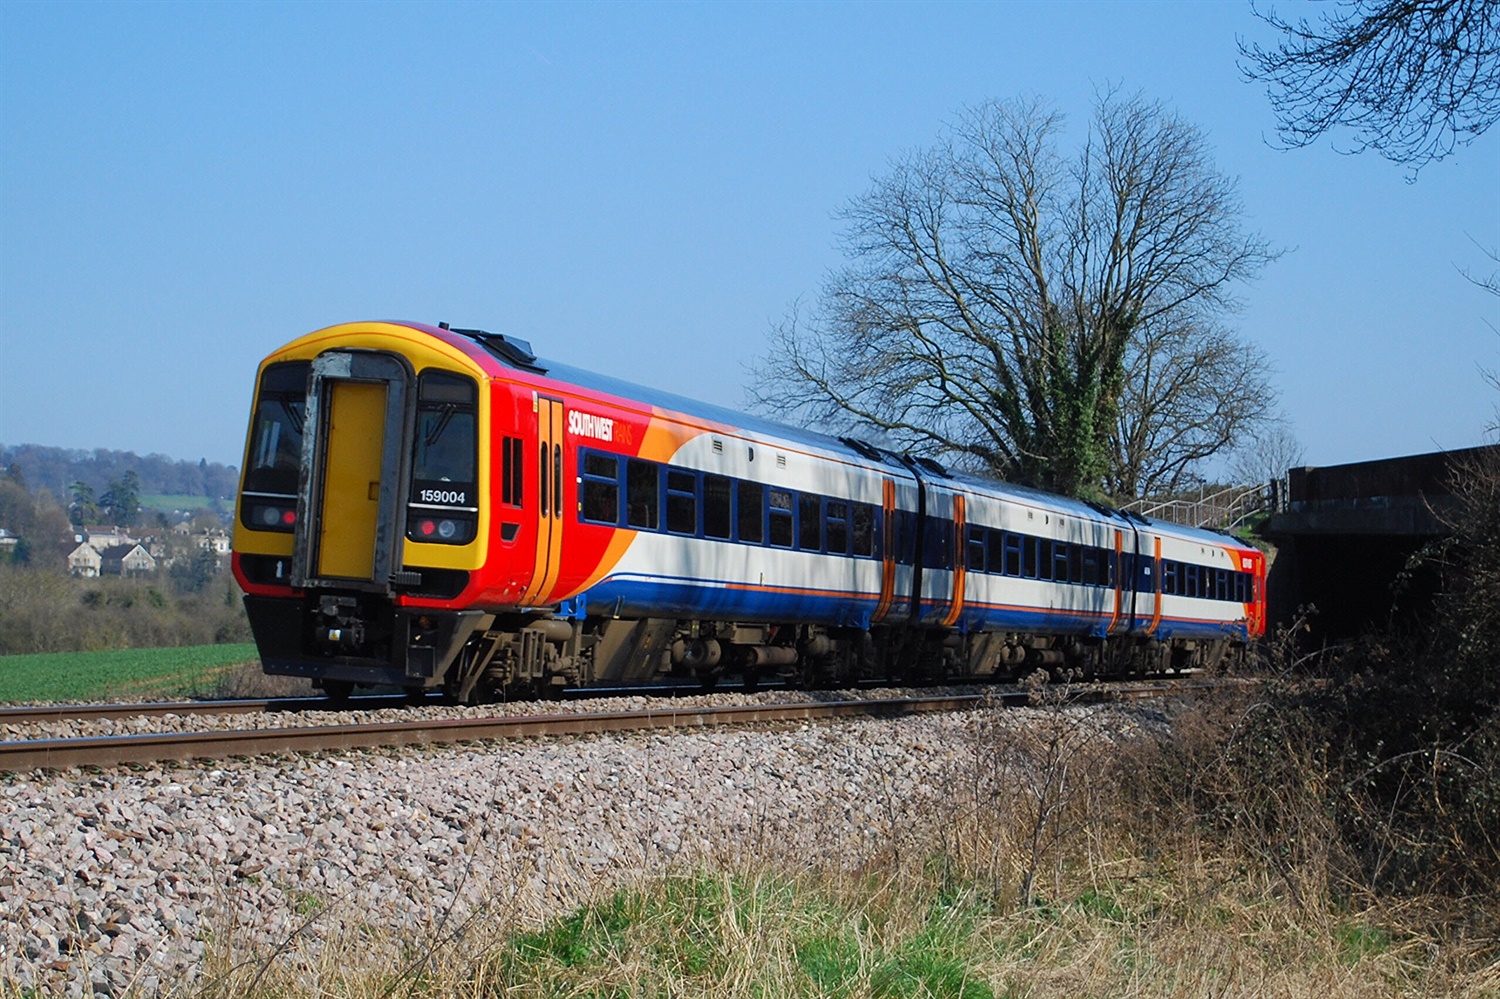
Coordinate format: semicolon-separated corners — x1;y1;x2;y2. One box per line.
231;321;530;690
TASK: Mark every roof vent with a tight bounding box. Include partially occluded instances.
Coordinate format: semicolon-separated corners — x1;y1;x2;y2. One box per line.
914;457;949;477
839;437;886;462
446;327;546;374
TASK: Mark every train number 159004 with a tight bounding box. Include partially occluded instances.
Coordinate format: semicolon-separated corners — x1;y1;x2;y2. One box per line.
419;488;467;505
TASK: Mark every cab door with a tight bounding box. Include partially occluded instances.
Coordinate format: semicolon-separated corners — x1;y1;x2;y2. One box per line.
317;381;386;579
519;394;565;605
291;350;413;591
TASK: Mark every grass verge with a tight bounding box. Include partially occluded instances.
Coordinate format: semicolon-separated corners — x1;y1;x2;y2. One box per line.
188;856;1496;999
0;643;259;702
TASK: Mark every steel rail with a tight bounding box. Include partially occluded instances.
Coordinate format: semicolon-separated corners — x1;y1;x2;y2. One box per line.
0;677;1212;731
0;694;1001;772
0;682;786;725
0;694;417;725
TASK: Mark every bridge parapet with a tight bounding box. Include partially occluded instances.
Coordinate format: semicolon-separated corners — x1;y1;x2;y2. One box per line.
1266;445;1496;537
1261;444;1498;640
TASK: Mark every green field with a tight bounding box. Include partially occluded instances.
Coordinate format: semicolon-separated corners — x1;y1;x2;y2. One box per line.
0;643;260;703
139;493;224;512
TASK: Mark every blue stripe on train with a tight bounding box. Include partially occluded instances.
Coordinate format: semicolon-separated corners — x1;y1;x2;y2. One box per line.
569;574;1249;644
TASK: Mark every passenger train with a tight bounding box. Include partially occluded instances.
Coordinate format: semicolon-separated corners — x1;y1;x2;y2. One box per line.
231;321;1267;702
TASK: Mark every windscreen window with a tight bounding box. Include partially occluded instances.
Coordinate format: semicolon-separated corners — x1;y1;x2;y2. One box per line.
409;371;478;509
406;371;479;545
244;362;310;496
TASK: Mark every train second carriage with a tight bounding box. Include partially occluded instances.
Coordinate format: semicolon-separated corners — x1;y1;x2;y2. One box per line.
231;320;1267;701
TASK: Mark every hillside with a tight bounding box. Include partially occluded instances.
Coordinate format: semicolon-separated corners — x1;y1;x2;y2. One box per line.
0;443;239;503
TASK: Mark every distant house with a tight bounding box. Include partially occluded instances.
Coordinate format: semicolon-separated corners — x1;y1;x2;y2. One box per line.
68;542;103;577
100;543;157;576
199;529;231;555
0;528;18;558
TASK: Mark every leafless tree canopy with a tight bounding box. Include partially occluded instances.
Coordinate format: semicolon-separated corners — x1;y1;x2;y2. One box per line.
1241;0;1500;169
753;92;1278;500
1229;420;1307;490
1112;314;1278;497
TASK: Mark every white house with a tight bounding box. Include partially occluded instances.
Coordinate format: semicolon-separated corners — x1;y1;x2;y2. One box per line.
100;543;157;576
68;542;103;577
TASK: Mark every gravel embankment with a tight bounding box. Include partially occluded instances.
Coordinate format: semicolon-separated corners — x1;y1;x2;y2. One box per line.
0;699;1160;996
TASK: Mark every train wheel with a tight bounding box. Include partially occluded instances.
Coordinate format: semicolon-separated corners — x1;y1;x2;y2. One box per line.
322;680;354;704
403;686;428;705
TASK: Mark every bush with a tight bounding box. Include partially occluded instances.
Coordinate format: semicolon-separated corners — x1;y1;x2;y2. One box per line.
0;563;249;655
1128;446;1500;912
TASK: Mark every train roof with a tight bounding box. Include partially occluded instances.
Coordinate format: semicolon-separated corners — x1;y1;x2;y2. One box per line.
412;321;1251;548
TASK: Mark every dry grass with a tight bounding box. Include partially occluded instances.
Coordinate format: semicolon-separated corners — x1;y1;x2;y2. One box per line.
168;852;1496;999
199;659;313;700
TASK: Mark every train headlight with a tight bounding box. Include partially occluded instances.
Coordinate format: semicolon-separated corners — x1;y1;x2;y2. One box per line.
245;501;296;533
407;511;475;545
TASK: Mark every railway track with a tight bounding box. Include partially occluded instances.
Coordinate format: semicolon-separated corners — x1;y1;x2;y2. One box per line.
0;693;416;725
0;681;1209;773
0;681;789;726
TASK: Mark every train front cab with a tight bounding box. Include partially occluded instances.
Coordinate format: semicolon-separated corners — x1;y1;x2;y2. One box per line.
233;324;501;694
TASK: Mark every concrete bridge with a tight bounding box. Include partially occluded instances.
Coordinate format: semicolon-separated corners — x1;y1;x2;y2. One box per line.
1262;444;1498;642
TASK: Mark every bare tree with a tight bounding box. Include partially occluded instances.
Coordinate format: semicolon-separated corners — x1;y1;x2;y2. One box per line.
754;91;1278;499
1241;0;1500;170
1230;420;1307;488
1110;314;1279;498
1462;236;1500;303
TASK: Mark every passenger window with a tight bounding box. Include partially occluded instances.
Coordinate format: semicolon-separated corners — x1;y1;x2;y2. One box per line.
1036;539;1053;580
1082;549;1100;586
737;481;764;544
799;495;822;551
581;480;618;523
1003;533;1023;576
852;502;875;557
826;500;849;554
1053;541;1071;582
968;525;986;571
579;451;620;524
704;475;732;539
666;470;697;535
769;489;793;547
626;459;659;529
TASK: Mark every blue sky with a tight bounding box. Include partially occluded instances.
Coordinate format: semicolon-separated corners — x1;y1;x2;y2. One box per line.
2;1;1496;474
